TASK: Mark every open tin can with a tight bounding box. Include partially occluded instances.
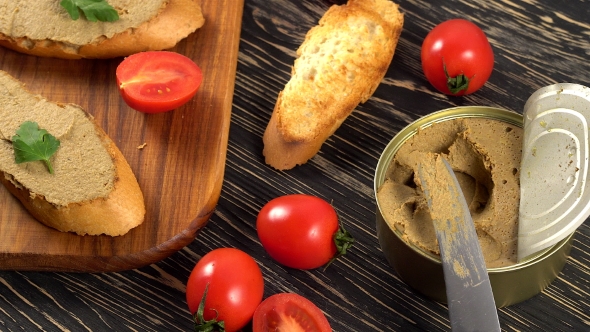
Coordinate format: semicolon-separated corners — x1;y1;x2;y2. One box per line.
374;106;576;308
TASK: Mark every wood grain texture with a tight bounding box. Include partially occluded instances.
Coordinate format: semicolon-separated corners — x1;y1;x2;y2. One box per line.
1;0;589;331
0;0;244;272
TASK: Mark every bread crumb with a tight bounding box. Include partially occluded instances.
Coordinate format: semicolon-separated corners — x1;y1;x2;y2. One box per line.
137;143;147;150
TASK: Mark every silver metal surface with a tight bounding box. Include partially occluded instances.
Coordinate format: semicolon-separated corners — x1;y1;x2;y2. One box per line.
417;156;500;332
518;83;590;261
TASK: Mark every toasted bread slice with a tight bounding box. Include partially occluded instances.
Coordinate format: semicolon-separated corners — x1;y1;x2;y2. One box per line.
263;0;404;170
0;70;145;236
0;0;204;59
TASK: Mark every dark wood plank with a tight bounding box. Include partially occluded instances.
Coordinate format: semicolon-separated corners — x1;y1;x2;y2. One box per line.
0;0;244;272
0;0;588;331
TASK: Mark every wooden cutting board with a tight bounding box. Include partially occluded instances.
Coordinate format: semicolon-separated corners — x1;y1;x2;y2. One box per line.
0;0;243;272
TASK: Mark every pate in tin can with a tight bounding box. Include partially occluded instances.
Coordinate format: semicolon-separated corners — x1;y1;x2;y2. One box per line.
374;106;575;307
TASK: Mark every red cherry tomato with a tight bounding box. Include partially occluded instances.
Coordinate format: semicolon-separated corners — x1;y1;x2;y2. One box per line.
252;293;332;332
421;19;494;96
186;248;264;332
256;194;354;270
116;51;202;113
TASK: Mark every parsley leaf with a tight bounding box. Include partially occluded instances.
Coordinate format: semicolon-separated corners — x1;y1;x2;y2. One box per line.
60;0;120;22
12;121;61;174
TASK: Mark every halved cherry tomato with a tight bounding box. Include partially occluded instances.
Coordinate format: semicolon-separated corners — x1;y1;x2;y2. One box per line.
186;248;264;332
252;293;332;332
421;19;494;96
116;51;202;113
256;194;354;270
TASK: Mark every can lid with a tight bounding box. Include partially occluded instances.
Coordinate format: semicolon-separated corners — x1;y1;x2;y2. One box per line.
518;83;590;261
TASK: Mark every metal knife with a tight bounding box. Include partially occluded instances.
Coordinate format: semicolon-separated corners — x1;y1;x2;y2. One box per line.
417;155;500;332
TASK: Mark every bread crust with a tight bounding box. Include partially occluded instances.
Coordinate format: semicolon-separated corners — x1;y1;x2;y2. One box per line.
0;73;145;236
263;0;404;170
0;0;205;59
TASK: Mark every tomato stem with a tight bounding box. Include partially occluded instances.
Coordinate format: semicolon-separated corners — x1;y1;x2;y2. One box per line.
324;215;355;271
193;283;226;332
443;62;471;94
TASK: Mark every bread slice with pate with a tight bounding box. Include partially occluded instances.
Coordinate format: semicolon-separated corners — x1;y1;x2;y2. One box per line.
263;0;404;170
0;0;205;59
0;70;145;236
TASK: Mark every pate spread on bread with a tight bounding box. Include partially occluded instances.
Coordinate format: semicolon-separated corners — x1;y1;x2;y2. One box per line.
263;0;404;170
0;0;205;59
0;70;145;236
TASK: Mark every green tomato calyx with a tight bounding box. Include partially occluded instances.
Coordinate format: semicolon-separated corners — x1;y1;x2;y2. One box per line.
324;214;355;271
443;62;472;95
193;283;225;332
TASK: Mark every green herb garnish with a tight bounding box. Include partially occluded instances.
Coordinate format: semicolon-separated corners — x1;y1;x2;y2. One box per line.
60;0;120;22
12;121;61;174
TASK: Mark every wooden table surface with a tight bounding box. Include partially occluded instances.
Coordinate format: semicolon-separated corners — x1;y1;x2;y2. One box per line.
1;0;589;331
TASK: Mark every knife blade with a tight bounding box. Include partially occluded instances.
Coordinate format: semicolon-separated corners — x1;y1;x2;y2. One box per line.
417;155;500;332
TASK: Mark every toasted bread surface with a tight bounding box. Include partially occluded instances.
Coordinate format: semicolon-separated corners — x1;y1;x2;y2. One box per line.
0;70;145;236
263;0;404;170
0;0;204;59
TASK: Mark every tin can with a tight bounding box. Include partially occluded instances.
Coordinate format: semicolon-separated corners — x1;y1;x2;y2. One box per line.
374;106;575;308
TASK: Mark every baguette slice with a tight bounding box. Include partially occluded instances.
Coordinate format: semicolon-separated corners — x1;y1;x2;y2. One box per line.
0;0;204;59
263;0;404;170
0;70;145;236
